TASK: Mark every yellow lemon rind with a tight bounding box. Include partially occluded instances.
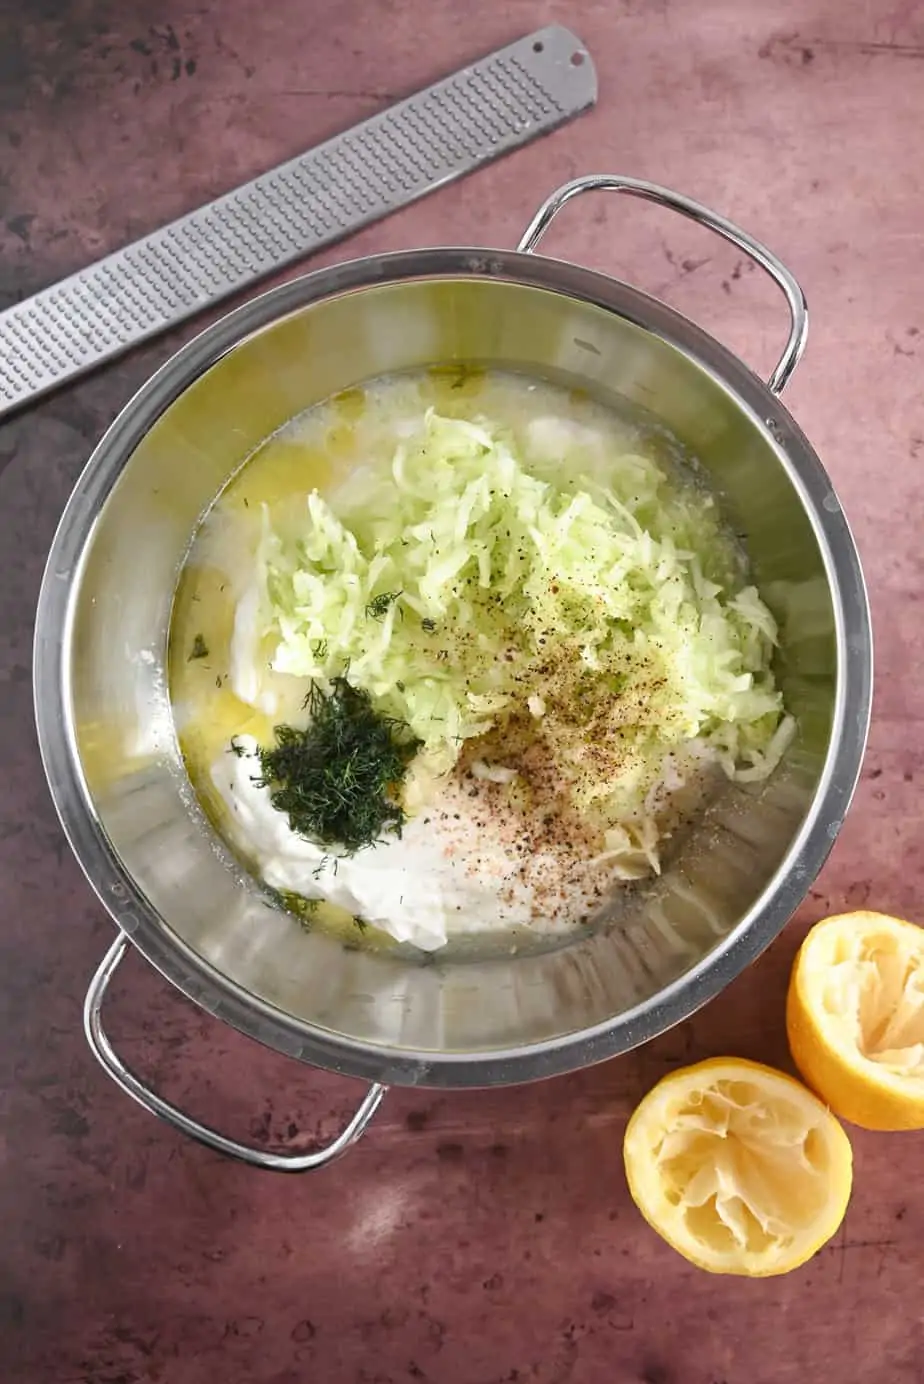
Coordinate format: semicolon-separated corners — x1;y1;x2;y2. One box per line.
787;911;924;1132
623;1056;853;1278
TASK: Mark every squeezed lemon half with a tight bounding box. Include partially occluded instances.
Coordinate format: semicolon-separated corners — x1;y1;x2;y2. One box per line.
623;1057;852;1276
788;910;924;1130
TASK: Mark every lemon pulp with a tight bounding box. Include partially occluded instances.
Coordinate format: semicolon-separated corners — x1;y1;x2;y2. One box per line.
788;911;924;1130
624;1057;852;1276
816;918;924;1075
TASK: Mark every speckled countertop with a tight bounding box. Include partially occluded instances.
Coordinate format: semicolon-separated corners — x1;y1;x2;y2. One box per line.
2;2;923;1381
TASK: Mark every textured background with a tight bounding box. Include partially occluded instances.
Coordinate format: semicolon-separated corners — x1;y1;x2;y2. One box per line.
2;1;923;1381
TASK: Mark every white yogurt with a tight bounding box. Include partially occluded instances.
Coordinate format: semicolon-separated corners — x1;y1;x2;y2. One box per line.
211;736;586;952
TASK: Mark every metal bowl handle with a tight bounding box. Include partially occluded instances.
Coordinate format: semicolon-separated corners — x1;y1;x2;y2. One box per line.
517;174;808;396
85;934;387;1172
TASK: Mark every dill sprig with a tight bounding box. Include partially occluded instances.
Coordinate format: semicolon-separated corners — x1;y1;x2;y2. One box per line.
257;677;421;853
270;889;319;930
365;590;402;620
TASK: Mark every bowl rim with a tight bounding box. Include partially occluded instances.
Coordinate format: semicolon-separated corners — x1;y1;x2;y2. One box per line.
33;246;873;1088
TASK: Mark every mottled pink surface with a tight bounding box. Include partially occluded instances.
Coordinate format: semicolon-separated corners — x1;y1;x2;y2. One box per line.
2;1;924;1381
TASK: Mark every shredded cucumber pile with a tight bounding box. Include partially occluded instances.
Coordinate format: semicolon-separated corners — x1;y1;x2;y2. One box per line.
252;408;793;860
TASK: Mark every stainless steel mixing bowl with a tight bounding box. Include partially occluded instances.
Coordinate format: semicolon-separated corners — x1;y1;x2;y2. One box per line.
34;175;872;1171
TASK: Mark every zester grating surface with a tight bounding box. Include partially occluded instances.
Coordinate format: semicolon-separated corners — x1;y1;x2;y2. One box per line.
0;26;596;420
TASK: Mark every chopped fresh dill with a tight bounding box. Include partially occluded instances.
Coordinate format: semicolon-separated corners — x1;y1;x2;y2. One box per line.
188;633;209;660
353;915;368;933
272;889;319;929
229;735;248;758
311;637;329;660
421;618;437;633
258;678;421;853
309;855;340;879
365;590;402;620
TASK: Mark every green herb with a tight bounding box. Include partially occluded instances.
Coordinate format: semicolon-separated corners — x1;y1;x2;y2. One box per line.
353;915;368;933
311;638;328;660
421;618;437;633
257;677;421;853
188;633;209;660
272;889;319;929
365;591;401;620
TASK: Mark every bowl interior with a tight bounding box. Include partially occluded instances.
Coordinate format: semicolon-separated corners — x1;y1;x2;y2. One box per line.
49;269;857;1084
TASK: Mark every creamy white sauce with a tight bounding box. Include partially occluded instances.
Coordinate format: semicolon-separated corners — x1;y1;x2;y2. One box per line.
212;736;593;952
229;585;269;712
174;372;729;954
